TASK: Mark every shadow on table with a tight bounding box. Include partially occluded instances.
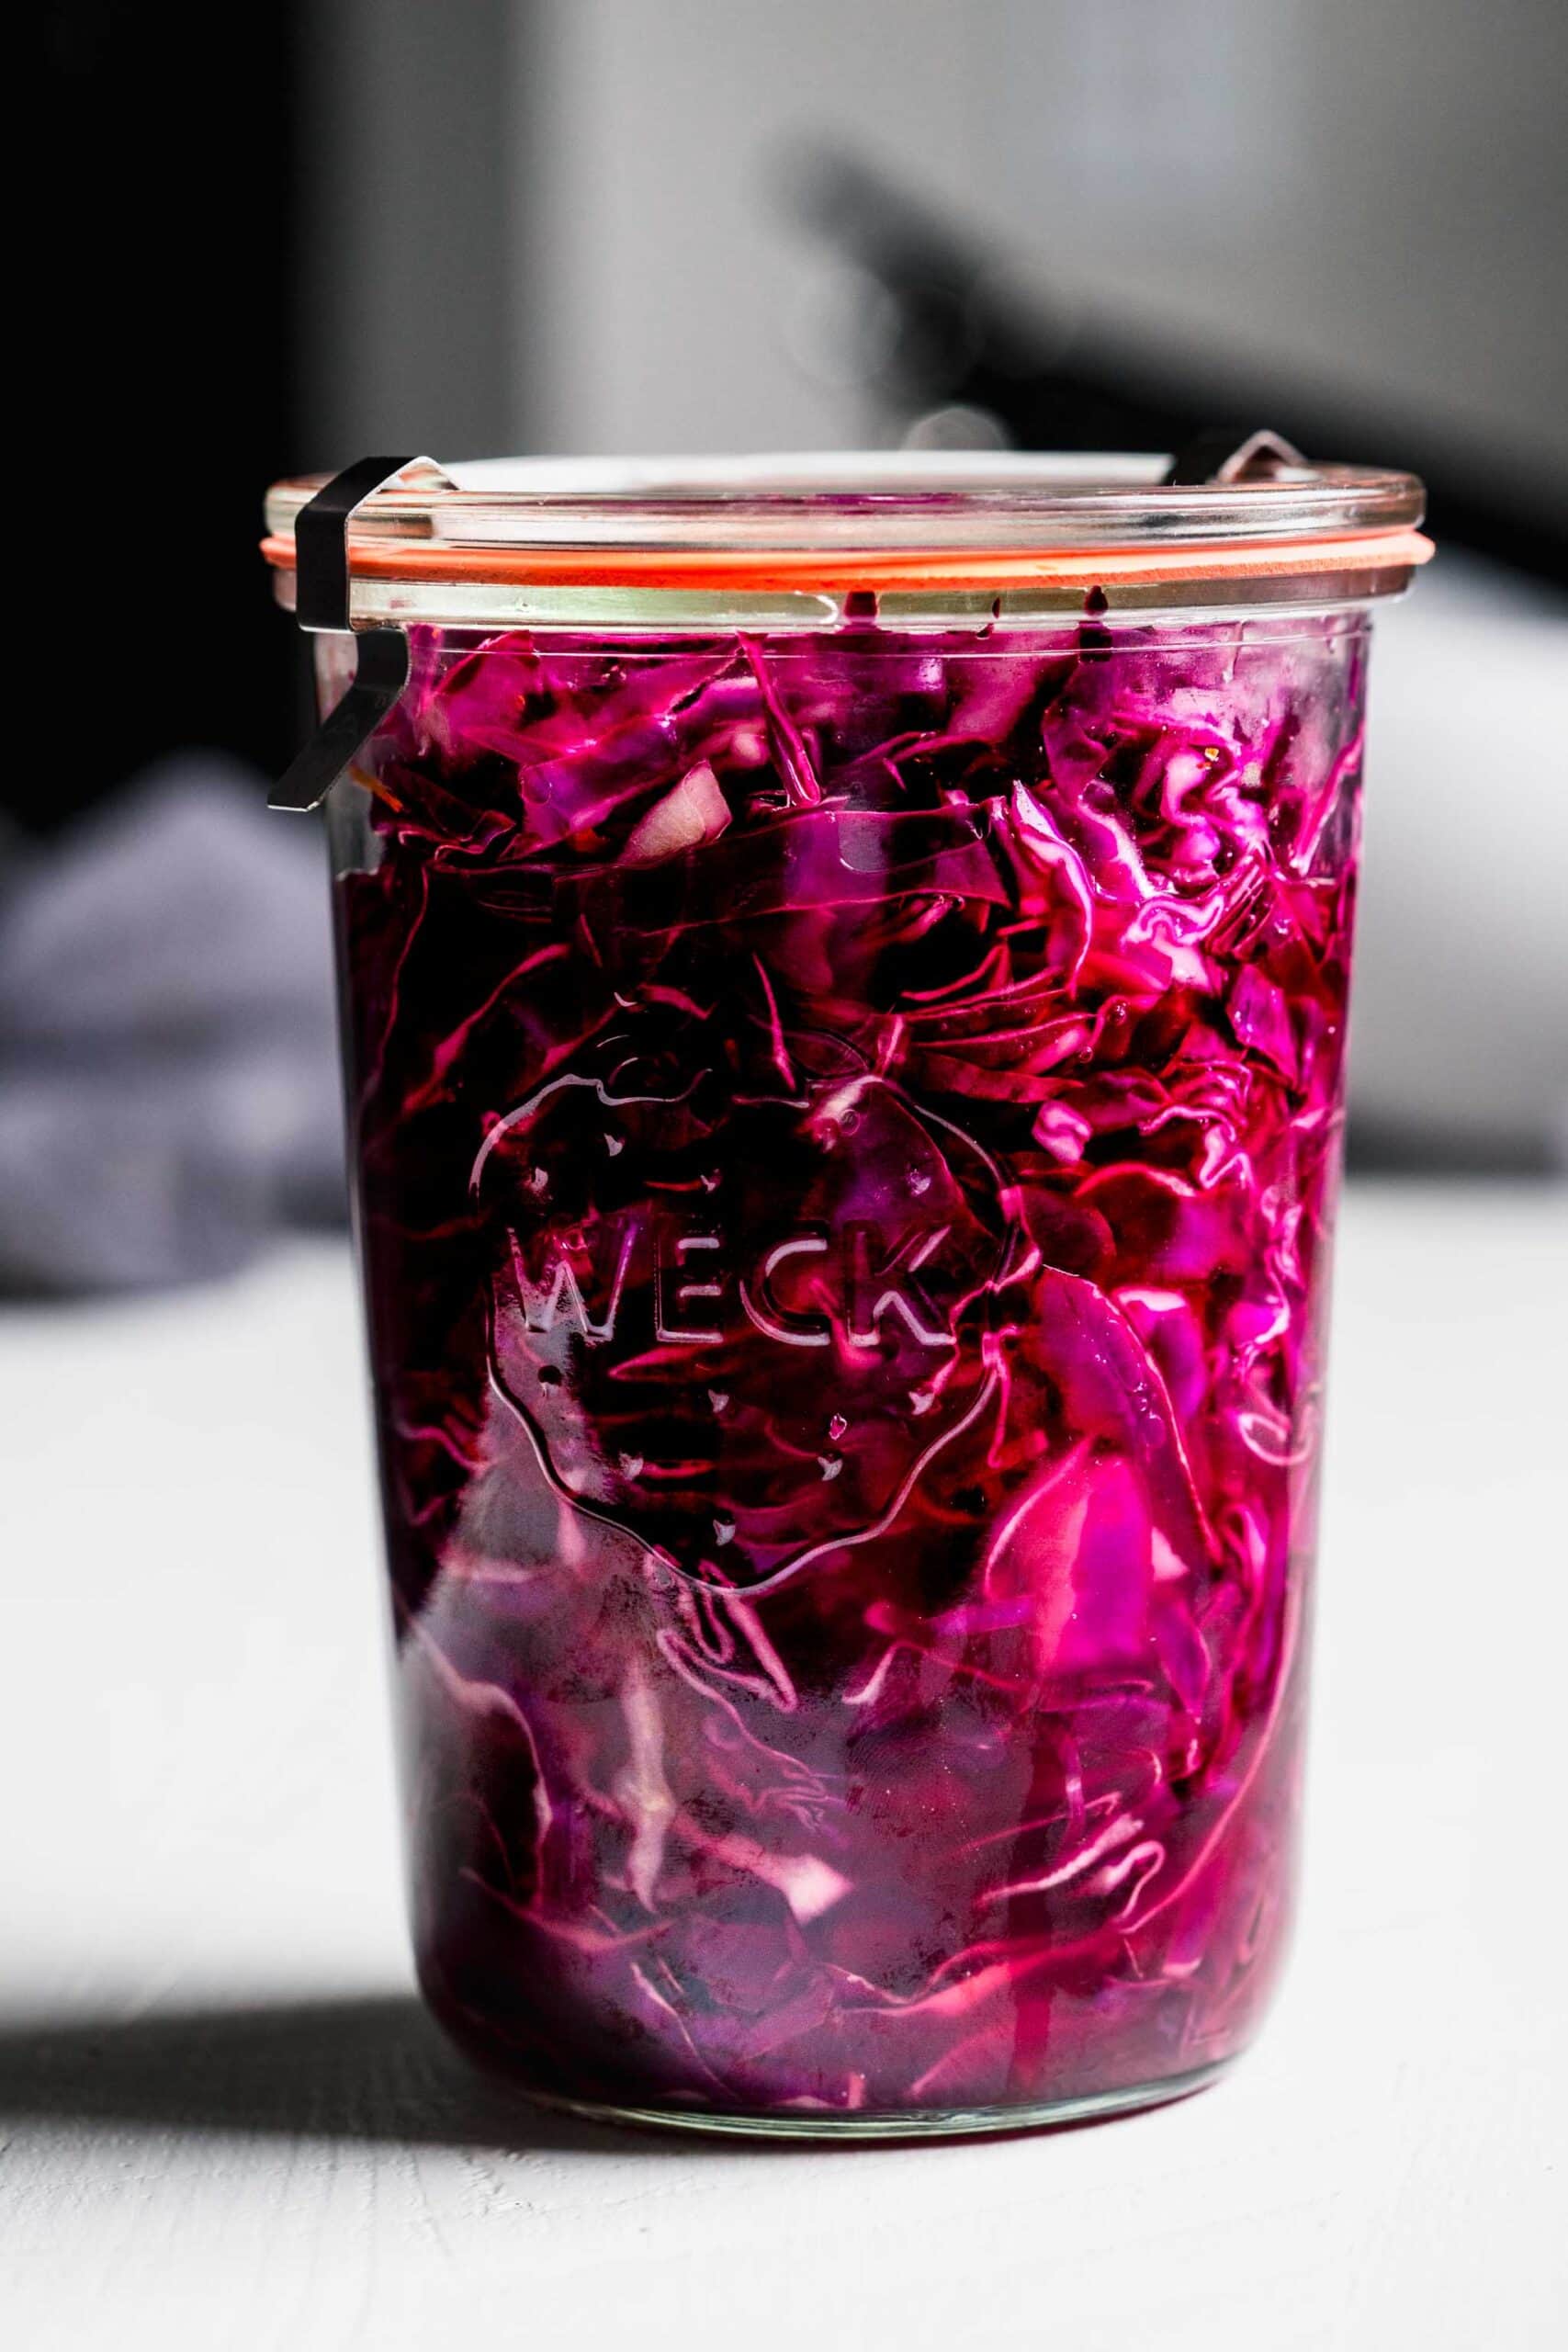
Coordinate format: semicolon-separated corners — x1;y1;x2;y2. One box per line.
0;1996;738;2159
0;1996;1171;2157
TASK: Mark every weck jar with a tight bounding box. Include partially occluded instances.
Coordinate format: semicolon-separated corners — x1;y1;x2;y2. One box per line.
263;448;1429;2136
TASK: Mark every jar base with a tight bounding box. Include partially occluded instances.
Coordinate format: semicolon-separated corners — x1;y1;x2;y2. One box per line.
516;2057;1231;2143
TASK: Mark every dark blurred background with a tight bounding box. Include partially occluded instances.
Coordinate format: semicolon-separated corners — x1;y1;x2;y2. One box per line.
9;0;1566;1290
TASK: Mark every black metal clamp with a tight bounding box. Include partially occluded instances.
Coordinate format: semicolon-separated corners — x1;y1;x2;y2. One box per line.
1163;427;1306;487
270;454;451;814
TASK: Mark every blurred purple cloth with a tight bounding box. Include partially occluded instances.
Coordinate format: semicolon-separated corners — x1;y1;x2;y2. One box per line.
0;758;344;1291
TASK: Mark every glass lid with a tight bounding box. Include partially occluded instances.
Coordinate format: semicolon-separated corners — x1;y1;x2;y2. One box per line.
262;450;1430;625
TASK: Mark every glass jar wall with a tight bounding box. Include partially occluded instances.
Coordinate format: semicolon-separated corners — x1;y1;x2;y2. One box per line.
316;591;1371;2132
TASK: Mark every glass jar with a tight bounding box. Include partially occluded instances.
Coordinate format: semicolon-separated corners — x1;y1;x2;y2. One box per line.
265;452;1428;2137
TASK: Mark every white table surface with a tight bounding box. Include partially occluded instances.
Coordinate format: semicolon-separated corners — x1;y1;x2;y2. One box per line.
2;1183;1563;2351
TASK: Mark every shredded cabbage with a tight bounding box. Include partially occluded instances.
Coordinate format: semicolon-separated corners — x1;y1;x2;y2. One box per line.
334;605;1364;2120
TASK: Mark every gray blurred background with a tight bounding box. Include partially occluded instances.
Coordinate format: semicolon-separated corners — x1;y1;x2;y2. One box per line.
12;0;1566;1291
303;1;1564;479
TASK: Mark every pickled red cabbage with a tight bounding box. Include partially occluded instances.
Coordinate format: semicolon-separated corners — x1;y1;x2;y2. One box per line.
333;606;1364;2122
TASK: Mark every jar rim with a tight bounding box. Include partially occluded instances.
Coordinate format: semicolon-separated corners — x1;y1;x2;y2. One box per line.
262;450;1430;619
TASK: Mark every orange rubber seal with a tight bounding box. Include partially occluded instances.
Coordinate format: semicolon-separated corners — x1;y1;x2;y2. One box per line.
261;528;1433;598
